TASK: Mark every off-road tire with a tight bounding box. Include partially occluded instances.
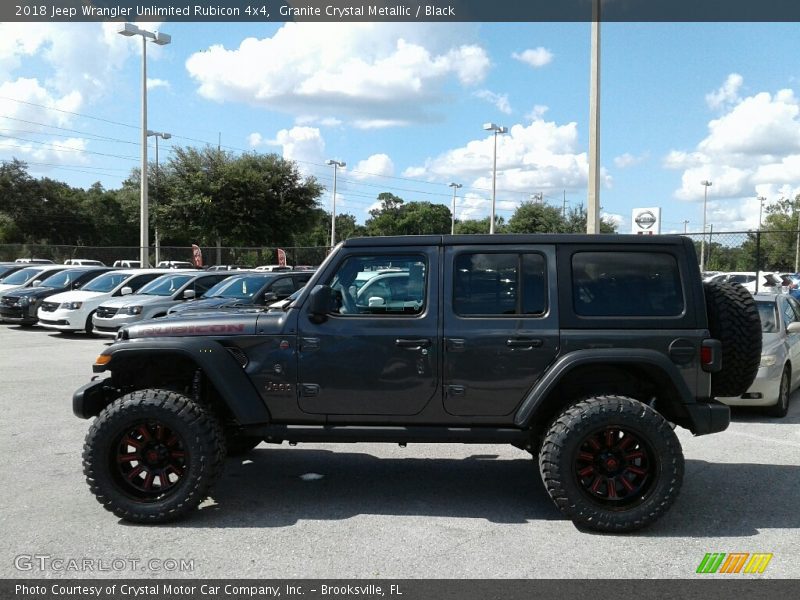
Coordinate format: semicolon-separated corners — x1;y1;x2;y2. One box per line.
767;366;790;418
82;389;226;523
539;395;684;533
703;281;761;397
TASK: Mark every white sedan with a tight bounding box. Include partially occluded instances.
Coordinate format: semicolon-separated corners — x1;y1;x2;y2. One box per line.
718;292;800;417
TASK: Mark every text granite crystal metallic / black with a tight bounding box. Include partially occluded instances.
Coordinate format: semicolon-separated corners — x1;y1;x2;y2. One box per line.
73;234;761;531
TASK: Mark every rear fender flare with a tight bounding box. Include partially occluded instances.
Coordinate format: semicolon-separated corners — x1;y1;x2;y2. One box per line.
513;349;694;427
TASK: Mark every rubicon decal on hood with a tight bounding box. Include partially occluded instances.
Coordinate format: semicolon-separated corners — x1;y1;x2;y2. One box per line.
138;324;246;336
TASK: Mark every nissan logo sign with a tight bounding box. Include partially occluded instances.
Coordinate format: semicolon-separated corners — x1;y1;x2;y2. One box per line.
635;211;657;229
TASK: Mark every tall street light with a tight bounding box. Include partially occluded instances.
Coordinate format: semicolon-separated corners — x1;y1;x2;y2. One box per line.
448;182;462;235
587;0;602;234
147;130;171;265
483;122;507;234
326;159;345;248
757;195;767;229
118;23;171;268
700;180;713;271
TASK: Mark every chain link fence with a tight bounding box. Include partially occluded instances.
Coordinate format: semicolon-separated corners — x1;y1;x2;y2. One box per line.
682;230;800;274
0;244;330;268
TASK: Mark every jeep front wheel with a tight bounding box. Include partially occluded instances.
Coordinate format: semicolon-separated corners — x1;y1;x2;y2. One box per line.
539;395;684;532
82;389;225;523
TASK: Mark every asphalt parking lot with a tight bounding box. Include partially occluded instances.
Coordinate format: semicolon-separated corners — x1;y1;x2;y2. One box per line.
0;324;798;579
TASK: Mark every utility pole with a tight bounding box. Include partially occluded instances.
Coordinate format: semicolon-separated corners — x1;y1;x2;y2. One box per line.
683;220;689;234
587;0;601;234
794;200;800;273
563;191;568;219
449;182;462;235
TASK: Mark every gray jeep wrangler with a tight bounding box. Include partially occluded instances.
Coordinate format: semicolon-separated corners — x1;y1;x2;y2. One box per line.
74;235;760;532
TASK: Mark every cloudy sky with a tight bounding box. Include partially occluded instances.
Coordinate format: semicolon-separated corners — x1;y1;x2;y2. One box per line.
1;21;799;233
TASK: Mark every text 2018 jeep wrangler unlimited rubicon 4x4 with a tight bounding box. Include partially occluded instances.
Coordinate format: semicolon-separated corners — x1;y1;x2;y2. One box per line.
74;235;761;532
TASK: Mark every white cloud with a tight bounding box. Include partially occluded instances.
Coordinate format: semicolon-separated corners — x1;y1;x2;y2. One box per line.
185;23;490;128
614;152;649;168
668;77;800;230
351;154;395;180
705;73;743;110
601;212;625;229
473;89;512;114
512;47;554;68
147;78;170;91
404;117;611;220
267;126;326;170
525;105;549;122
247;132;264;147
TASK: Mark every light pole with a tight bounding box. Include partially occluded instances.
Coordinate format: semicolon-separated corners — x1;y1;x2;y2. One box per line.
483;122;507;234
326;159;345;248
147;130;171;265
757;196;767;229
683;220;689;234
587;0;602;234
531;192;543;204
118;23;171;268
448;182;462;235
699;180;712;271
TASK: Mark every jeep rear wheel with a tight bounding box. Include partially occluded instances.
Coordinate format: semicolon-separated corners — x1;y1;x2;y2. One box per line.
82;389;225;523
539;395;684;532
703;281;761;397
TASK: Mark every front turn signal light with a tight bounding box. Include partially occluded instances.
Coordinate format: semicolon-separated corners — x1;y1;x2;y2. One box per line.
94;355;112;366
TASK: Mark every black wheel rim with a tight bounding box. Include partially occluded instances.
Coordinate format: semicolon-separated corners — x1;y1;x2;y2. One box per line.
111;420;188;500
574;426;657;509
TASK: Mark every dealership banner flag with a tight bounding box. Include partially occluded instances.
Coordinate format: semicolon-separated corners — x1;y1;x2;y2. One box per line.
191;244;203;267
277;248;287;267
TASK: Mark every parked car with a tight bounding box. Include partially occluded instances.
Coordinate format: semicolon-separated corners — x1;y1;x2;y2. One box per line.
254;264;292;272
14;258;54;264
64;259;106;266
112;260;141;268
167;271;313;315
206;265;248;271
38;269;176;334
718;292;800;417
92;271;233;336
0;264;69;295
156;260;195;269
0;267;113;326
0;263;26;280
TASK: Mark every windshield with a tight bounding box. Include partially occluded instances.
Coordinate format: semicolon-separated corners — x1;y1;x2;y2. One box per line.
203;275;269;300
82;272;131;293
758;302;778;333
39;269;84;288
138;274;193;296
1;267;41;285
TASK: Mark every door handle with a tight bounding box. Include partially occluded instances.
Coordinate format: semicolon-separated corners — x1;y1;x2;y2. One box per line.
396;338;431;350
506;338;543;350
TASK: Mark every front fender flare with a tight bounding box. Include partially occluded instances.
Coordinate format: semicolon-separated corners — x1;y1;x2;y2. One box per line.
93;338;271;424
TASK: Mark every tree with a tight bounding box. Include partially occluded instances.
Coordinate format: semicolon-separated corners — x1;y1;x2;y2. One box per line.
506;202;564;233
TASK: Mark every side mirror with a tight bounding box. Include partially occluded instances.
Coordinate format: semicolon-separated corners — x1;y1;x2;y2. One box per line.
120;286;133;296
263;291;278;303
183;289;196;300
31;280;42;287
307;285;334;323
787;322;800;334
73;282;82;289
368;296;385;307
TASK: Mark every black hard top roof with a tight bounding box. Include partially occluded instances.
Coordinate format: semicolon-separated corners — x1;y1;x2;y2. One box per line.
341;234;690;247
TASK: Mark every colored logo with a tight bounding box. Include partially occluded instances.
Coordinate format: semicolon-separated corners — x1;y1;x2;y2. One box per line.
696;553;773;574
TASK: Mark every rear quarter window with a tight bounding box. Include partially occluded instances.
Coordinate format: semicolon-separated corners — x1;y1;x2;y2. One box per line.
572;252;684;317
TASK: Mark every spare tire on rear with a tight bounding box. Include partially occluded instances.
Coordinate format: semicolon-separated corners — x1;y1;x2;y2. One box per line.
703;281;761;397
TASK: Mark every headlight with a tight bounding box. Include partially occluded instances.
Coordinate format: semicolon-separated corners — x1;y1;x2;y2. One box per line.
60;301;83;310
124;305;143;315
760;355;777;367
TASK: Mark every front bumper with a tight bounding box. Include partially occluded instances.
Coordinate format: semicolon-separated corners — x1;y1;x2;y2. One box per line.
37;308;82;330
73;378;114;419
93;313;141;336
0;305;37;324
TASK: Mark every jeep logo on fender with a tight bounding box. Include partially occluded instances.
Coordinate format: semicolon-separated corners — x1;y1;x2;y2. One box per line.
635;211;657;229
139;324;246;336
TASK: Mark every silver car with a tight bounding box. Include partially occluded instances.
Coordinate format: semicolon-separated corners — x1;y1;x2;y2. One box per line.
718;292;800;417
92;271;232;336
